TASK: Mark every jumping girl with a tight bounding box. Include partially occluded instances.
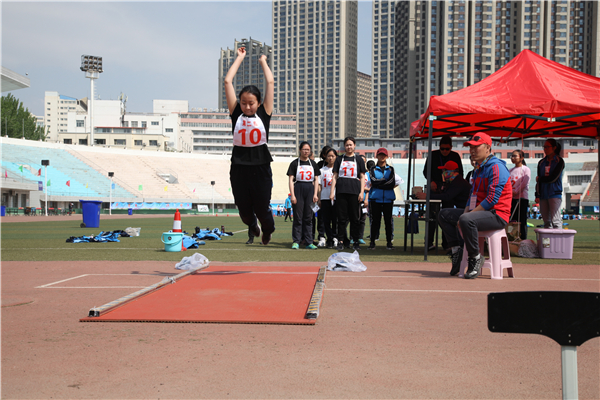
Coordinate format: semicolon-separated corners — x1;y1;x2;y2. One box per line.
224;47;275;245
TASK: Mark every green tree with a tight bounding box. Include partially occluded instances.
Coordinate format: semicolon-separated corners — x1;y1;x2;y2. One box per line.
1;93;46;140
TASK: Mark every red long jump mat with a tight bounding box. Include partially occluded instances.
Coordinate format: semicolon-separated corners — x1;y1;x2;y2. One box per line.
80;265;325;325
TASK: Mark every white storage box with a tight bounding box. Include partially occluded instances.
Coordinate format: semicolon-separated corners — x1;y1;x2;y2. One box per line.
534;228;577;260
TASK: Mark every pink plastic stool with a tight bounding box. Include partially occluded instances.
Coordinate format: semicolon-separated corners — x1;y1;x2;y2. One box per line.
459;229;514;279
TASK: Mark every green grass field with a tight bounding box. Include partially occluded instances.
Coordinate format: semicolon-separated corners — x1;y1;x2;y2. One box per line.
2;215;598;264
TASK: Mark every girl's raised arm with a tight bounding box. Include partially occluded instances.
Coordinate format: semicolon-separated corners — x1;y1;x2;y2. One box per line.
259;54;274;115
224;47;246;115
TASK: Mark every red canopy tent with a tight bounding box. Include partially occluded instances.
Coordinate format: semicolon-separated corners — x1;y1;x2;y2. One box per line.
410;49;600;140
407;50;600;260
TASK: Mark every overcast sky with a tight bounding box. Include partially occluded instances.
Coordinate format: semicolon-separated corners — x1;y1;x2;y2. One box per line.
1;1;373;116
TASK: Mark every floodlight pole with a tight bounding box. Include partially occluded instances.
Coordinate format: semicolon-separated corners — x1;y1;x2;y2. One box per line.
108;172;114;215
211;181;215;216
80;55;103;147
42;160;49;216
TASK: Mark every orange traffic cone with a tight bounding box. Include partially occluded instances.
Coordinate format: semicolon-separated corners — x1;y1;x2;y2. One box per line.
172;209;186;251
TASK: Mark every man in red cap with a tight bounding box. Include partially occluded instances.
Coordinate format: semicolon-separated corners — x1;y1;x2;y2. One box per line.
437;132;512;278
416;160;471;251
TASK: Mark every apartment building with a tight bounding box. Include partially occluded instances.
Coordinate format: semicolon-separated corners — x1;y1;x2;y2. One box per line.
394;0;600;137
372;1;396;139
272;0;358;152
218;38;273;111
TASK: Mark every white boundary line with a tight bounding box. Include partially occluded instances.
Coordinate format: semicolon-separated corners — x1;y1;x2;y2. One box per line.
326;288;491;294
36;271;319;289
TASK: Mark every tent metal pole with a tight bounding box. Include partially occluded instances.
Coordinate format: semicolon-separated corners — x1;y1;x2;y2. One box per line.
424;115;436;261
404;137;414;252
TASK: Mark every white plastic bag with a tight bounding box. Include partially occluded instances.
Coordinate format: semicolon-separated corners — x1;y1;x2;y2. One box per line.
125;227;141;237
175;253;210;271
518;239;539;258
327;250;367;272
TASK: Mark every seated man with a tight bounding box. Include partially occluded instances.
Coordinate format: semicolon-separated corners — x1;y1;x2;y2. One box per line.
437;133;512;279
416;160;471;251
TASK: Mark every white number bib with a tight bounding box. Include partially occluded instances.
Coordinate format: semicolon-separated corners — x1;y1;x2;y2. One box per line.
233;115;267;147
296;161;314;182
339;160;357;179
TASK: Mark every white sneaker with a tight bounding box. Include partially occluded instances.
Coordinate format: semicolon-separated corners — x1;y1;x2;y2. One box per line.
318;237;326;247
333;238;338;247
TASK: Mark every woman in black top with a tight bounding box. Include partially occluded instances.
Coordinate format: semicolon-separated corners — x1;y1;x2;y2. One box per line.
224;46;275;245
287;142;320;249
330;137;367;251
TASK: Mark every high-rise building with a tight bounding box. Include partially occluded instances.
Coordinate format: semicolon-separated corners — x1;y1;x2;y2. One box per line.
372;1;395;139
394;0;600;138
272;0;358;152
218;38;272;112
356;71;372;138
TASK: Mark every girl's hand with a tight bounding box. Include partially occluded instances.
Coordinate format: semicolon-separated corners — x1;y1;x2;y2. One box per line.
237;47;246;58
291;196;297;205
259;54;267;63
313;195;319;204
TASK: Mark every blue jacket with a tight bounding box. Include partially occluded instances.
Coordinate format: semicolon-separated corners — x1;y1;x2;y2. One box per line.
284;196;292;208
367;165;396;204
470;155;512;223
536;155;564;199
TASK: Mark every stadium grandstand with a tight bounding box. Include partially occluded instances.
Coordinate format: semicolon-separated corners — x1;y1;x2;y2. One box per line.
1;137;598;216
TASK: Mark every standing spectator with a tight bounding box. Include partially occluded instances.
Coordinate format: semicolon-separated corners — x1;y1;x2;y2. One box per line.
437;133;512;278
424;136;464;193
314;146;331;246
535;139;565;229
284;194;293;222
318;148;338;249
288;142;320;249
330;137;367;251
224;46;275;245
509;150;531;239
366;148;398;250
356;154;368;245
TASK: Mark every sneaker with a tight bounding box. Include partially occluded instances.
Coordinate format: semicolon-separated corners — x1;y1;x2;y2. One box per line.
428;245;437;251
246;237;254;244
306;244;318;250
465;255;484;279
358;239;366;245
317;237;326;247
368;242;376;250
291;243;300;250
326;242;334;249
386;242;394;250
449;247;463;276
333;238;338;247
353;243;361;251
249;224;261;238
337;242;344;251
261;232;272;245
350;239;354;245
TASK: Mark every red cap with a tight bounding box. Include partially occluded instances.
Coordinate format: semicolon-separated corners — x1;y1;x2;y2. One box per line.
438;161;459;171
376;148;389;157
464;132;492;147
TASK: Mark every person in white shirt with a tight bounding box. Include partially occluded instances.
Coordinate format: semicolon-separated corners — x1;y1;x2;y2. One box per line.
509;149;531;239
318;148;338;249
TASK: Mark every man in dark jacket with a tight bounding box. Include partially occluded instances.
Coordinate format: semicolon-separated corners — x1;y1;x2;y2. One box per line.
423;136;464;193
417;160;471;251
